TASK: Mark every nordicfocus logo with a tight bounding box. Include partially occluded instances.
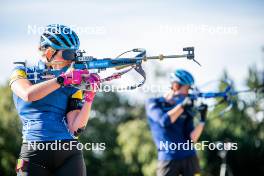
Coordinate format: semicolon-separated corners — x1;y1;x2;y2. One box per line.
27;24;106;35
159;140;238;151
27;141;106;151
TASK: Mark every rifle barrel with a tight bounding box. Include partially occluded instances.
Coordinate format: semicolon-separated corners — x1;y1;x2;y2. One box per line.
145;54;188;60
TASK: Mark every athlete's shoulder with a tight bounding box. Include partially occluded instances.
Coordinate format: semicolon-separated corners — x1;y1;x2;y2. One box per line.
9;60;50;86
145;97;166;110
146;97;165;104
9;62;28;86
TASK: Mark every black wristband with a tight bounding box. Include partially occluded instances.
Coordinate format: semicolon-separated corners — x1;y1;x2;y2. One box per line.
56;76;65;87
200;115;206;122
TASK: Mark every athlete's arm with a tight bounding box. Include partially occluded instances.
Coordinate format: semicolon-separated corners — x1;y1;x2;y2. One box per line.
163;90;183;123
66;73;100;136
11;78;60;102
190;104;207;142
10;67;84;102
66;102;92;135
167;105;184;123
146;98;174;127
167;97;193;123
190;123;205;143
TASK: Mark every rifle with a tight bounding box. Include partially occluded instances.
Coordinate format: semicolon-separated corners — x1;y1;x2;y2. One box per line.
161;80;262;116
21;47;199;90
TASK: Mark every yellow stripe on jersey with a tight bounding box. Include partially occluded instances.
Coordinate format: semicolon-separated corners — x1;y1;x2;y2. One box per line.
16;159;24;170
9;69;27;86
71;90;83;99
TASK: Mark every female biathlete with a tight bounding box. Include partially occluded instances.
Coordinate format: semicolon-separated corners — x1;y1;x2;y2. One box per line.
9;24;100;175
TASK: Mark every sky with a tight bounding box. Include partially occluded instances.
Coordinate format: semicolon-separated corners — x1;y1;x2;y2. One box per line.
0;0;264;98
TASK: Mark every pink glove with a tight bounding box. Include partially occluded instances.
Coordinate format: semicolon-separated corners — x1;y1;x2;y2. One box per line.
60;69;89;86
84;73;101;104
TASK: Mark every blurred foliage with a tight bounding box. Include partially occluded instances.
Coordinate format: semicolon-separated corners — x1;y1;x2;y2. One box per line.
200;67;264;175
77;92;146;176
117;119;157;176
0;64;264;176
0;82;22;176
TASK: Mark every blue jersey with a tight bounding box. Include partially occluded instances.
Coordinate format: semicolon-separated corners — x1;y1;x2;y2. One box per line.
9;61;83;142
145;97;196;161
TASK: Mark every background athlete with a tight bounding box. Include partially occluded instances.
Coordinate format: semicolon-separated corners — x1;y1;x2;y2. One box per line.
10;24;100;175
145;69;208;176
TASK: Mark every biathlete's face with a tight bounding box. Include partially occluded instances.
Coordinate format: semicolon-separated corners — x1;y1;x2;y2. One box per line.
171;82;190;95
43;47;73;69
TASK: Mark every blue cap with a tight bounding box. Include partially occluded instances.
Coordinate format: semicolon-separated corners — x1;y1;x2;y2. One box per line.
40;24;80;50
170;69;194;86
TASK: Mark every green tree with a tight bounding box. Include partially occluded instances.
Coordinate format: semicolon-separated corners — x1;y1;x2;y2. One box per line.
200;68;264;175
0;83;22;176
117;119;157;176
